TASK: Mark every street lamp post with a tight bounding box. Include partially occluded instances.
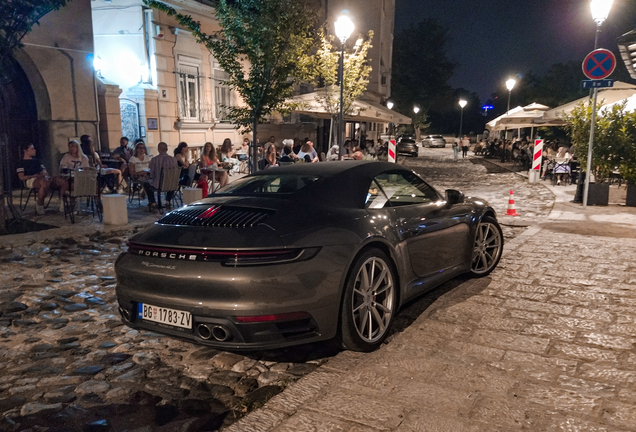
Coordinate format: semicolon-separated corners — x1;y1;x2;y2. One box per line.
575;0;614;205
458;99;467;138
501;78;516;163
335;14;354;160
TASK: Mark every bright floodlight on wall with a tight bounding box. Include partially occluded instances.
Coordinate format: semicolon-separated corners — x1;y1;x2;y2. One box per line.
506;78;516;91
459;99;467;108
413;106;420;114
590;0;613;25
334;14;354;44
387;101;394;110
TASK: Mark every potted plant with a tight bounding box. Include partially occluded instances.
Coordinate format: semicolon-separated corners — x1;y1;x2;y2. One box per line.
621;109;636;207
564;101;629;206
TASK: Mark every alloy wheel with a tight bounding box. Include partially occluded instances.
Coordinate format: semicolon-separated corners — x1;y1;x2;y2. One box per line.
351;257;395;343
472;220;502;275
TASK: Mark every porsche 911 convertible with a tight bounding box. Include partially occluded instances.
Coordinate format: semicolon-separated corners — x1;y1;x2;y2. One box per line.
115;161;503;352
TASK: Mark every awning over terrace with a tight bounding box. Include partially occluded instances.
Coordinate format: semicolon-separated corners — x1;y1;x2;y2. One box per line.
288;91;412;124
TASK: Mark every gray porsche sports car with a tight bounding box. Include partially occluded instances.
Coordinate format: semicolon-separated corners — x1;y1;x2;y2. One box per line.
115;161;503;352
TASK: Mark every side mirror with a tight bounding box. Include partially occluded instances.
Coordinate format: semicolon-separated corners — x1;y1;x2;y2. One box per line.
445;189;464;205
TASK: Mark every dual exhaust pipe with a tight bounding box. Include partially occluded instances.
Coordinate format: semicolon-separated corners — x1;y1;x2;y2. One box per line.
196;323;232;342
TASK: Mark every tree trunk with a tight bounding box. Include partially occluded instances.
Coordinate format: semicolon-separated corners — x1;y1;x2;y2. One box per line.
252;118;258;173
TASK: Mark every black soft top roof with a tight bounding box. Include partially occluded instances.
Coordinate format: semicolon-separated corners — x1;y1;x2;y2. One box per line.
249;161;415;208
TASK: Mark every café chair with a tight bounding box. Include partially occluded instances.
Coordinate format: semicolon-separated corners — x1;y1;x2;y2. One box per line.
157;166;182;214
64;167;102;224
20;180;60;211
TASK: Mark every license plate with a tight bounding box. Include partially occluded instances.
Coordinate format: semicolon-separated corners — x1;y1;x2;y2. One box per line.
138;303;192;329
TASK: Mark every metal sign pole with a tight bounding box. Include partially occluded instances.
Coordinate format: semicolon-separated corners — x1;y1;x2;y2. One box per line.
583;87;599;209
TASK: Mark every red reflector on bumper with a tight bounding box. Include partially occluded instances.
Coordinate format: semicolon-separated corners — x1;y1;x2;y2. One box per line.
235;312;311;323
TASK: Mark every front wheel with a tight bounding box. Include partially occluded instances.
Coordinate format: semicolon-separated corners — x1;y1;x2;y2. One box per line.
470;216;503;276
340;249;397;352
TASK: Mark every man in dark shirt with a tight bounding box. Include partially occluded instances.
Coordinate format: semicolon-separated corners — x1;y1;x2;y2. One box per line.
16;143;67;214
111;136;132;178
143;141;178;212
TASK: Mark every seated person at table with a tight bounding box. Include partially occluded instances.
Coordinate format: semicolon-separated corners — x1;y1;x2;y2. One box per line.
233;137;250;161
17;143;68;214
129;141;151;181
278;145;295;163
258;144;278;170
200;142;228;189
111;136;132;176
297;140;318;163
79;134;124;193
220;138;240;173
144;142;178;211
174;142;207;194
60;139;90;171
327;144;340;161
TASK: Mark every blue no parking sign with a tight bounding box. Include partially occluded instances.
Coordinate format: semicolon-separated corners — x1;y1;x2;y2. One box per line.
582;49;616;80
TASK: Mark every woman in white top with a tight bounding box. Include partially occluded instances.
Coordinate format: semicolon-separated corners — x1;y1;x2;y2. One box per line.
129;142;151;180
59;140;90;171
297;140;318;163
553;146;572;185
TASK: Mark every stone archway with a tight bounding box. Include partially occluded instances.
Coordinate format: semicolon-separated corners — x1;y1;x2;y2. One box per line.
0;55;39;190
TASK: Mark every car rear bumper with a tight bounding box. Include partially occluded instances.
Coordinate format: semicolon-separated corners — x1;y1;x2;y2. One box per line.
115;244;352;349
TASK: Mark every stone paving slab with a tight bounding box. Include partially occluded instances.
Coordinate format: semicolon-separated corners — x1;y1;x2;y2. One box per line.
230;222;636;431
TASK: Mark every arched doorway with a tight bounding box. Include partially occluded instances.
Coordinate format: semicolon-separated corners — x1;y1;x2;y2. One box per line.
0;55;39;190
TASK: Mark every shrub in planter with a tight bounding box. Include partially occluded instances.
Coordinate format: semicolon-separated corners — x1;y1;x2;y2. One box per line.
626;183;636;207
564;101;629;185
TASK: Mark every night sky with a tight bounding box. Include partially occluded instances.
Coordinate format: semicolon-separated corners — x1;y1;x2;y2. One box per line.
395;0;636;102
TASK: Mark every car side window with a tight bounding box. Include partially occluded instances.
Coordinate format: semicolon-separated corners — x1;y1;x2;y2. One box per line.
372;171;439;207
365;179;390;209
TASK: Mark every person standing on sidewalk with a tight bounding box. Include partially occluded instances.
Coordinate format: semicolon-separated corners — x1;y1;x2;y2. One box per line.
453;139;460;162
144;142;178;212
461;135;470;158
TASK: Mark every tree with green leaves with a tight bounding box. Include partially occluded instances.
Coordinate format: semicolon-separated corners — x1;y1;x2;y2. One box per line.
309;29;373;150
144;0;317;171
0;0;71;66
0;0;71;233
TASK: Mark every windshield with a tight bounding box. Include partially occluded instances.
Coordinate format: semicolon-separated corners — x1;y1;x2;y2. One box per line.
431;135;444;139
215;174;321;195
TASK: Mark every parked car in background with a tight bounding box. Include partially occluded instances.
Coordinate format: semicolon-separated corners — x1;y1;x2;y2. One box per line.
422;135;447;148
396;138;418;157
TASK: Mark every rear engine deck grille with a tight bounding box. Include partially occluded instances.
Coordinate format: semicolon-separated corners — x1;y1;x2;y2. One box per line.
157;206;272;228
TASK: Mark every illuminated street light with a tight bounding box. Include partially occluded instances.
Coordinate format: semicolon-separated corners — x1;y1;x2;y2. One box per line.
413;106;420;114
590;0;613;26
386;101;394;110
458;99;467;138
335;13;354;160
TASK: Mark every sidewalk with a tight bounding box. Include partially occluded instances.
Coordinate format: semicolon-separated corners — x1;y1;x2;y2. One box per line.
225;160;636;431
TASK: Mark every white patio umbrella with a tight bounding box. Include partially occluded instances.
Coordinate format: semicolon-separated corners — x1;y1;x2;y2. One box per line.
538;81;636;126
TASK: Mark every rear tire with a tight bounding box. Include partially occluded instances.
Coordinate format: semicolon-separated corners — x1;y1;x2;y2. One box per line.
340;248;397;352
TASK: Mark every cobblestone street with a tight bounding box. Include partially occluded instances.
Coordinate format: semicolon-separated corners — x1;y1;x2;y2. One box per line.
3;151;636;431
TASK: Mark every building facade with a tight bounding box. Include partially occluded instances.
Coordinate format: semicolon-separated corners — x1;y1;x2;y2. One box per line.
1;0;99;183
2;0;398;187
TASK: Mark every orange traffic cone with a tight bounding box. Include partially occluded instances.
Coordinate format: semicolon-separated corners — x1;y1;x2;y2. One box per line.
505;189;520;217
